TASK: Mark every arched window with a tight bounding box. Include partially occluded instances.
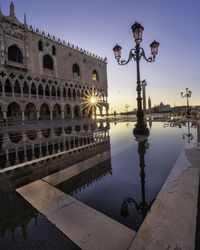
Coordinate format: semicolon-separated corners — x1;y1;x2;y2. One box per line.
68;88;71;98
25;103;37;120
23;82;29;95
14;81;21;94
45;85;50;96
7;102;21;120
39;84;44;96
40;103;50;120
5;79;12;93
63;87;66;98
52;46;56;56
38;41;43;51
72;89;76;99
8;45;23;63
43;55;53;70
51;86;56;96
77;89;80;98
72;64;80;76
92;70;98;81
57;87;60;97
31;83;36;95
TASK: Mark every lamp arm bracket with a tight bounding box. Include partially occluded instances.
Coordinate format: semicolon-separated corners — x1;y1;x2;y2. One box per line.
140;47;155;63
117;48;136;65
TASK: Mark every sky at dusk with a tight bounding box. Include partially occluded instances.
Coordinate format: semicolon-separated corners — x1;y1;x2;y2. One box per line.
1;0;200;112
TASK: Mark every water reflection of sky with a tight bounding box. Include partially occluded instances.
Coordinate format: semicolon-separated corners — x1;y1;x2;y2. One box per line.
59;121;197;231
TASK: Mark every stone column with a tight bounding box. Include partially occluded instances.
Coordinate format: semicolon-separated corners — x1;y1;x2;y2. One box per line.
36;87;39;100
20;86;23;98
5;148;10;167
31;144;35;159
39;143;42;157
50;110;53;120
24;145;27;161
46;142;49;155
141;80;147;112
29;87;31;99
2;84;5;97
12;85;14;98
43;88;46;99
22;110;25;121
37;110;40;120
15;147;19;164
61;110;64;119
3;111;7;121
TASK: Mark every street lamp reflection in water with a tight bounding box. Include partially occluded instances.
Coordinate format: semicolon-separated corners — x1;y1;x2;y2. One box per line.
121;133;155;219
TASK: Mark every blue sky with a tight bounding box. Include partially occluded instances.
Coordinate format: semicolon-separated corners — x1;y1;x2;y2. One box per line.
1;0;200;112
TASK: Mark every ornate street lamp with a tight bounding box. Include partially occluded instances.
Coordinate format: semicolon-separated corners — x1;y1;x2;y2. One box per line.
113;22;159;136
181;88;192;117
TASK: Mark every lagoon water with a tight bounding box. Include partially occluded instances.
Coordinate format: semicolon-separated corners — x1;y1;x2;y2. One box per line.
0;119;197;248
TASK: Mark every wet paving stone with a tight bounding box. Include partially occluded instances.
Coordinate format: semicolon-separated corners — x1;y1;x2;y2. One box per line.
0;192;80;250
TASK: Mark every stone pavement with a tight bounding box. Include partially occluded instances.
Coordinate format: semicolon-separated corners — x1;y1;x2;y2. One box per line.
128;143;200;250
17;180;136;250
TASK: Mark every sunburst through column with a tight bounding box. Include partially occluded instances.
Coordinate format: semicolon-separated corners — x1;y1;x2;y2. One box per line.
81;85;103;118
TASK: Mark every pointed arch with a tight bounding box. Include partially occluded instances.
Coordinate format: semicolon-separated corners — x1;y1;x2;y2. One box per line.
8;45;23;63
64;104;71;118
25;103;37;120
72;88;76;99
51;86;56;97
92;70;98;81
38;84;44;96
23;82;29;95
38;40;43;51
74;105;81;118
53;104;61;119
77;89;80;98
45;85;50;97
7;102;21;120
40;103;50;120
31;83;36;95
43;54;53;70
68;88;71;98
52;45;56;56
5;79;12;93
72;63;80;76
63;87;66;98
14;80;21;94
57;87;60;97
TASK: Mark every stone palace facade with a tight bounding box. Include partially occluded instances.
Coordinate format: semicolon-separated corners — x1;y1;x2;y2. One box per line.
0;2;109;122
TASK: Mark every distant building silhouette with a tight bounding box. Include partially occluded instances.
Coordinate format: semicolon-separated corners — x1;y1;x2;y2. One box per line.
148;97;152;110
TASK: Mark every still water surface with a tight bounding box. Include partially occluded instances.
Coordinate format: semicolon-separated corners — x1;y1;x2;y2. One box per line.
0;120;197;248
57;121;197;231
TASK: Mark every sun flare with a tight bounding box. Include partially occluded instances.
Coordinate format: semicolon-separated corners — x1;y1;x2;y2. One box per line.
81;86;104;118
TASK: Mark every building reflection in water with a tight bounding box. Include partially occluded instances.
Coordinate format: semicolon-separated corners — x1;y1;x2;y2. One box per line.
0;192;37;241
120;133;154;219
0;120;111;242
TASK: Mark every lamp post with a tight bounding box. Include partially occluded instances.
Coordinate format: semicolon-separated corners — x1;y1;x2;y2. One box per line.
113;22;159;136
181;88;192;117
